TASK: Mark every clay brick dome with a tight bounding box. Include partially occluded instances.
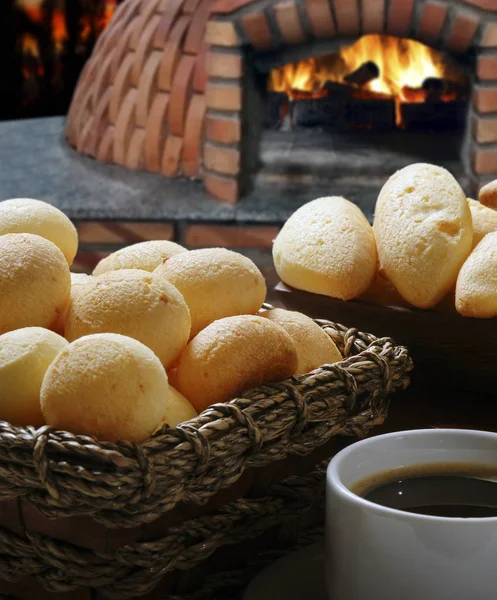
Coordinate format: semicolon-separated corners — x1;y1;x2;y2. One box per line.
66;0;210;181
66;0;497;204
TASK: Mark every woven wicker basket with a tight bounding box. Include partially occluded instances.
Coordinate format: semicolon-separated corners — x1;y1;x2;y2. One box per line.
0;318;412;599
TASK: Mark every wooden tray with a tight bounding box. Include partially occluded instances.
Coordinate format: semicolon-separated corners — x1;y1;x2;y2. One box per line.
276;282;497;394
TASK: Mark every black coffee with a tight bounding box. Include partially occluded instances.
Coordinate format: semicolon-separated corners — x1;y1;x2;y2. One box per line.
351;463;497;518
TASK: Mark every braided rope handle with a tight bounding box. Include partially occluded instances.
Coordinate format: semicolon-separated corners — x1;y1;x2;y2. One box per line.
0;317;412;526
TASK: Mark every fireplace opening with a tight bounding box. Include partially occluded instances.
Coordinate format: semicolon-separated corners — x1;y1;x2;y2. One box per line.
264;35;469;132
252;35;473;209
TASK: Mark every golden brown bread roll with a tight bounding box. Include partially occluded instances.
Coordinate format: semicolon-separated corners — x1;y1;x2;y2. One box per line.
159;385;198;428
0;327;68;427
467;198;497;248
154;248;266;338
93;240;187;275
0;198;78;264
65;269;191;369
358;271;411;307
260;308;341;374
51;273;92;335
169;315;298;413
0;233;71;334
273;197;377;300
41;333;168;442
479;180;497;210
373;163;472;309
455;232;497;318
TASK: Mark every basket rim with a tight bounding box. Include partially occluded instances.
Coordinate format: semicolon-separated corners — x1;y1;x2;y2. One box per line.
0;316;413;526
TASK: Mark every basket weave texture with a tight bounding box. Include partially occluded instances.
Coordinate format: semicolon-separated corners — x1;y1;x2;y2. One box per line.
0;319;412;598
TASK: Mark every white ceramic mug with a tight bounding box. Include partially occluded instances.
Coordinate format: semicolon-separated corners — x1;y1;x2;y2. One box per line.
326;429;497;600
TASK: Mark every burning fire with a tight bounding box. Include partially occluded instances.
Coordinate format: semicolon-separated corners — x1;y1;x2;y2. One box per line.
269;35;467;125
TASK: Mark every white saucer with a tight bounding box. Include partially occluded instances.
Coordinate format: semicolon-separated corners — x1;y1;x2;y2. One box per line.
242;542;327;600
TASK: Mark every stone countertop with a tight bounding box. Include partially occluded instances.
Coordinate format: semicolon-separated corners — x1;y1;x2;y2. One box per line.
0;116;325;224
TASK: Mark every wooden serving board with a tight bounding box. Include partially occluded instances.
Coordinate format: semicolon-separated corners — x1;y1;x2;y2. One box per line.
276;282;497;394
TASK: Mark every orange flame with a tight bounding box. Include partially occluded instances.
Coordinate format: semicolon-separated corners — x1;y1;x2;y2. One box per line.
269;35;467;124
52;11;68;51
21;33;44;75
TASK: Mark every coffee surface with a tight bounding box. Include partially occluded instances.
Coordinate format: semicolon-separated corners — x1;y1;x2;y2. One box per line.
351;463;497;518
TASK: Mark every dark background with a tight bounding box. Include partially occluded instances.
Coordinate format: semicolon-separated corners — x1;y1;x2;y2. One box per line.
0;0;124;121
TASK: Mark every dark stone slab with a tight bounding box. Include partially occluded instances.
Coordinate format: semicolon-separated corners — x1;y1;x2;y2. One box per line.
0;117;317;225
0;117;471;226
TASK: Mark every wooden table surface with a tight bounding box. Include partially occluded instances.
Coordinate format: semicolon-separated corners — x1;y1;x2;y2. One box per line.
376;382;497;435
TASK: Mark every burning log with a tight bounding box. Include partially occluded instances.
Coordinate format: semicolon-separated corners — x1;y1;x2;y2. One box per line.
293;92;395;131
401;100;467;130
344;61;380;87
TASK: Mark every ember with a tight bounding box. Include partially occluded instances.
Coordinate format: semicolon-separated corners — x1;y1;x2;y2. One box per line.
268;35;469;129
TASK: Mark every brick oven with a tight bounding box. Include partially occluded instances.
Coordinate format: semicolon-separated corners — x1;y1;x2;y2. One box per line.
66;0;497;204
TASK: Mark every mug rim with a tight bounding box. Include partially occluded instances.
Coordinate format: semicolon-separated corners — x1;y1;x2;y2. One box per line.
327;428;497;523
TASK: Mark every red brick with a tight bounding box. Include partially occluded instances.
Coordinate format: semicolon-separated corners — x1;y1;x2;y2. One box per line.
110;15;138;79
204;143;240;174
213;0;254;13
135;50;163;128
162;134;183;176
474;116;497;143
144;92;169;172
113;88;137;166
474;147;497;174
474;85;497;112
153;0;184;48
204;172;239;203
96;125;115;163
193;42;209;92
241;12;274;50
184;224;280;248
206;114;241;143
207;51;243;78
157;16;190;91
182;94;206;177
305;0;336;38
168;54;196;136
387;0;413;37
482;23;497;47
416;1;448;45
274;1;306;44
130;13;161;86
362;0;385;34
129;0;162;50
183;0;202;13
447;12;479;53
126;128;145;169
333;0;359;36
76;114;94;154
84;87;111;156
205;20;240;46
478;55;497;81
206;82;242;110
463;0;497;9
109;52;133;125
184;0;212;55
78;221;174;244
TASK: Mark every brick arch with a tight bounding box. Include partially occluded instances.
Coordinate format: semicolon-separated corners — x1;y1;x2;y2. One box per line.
65;0;210;178
66;0;497;203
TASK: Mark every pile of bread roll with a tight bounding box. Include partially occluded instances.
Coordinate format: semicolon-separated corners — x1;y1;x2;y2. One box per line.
274;163;497;319
0;199;342;442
